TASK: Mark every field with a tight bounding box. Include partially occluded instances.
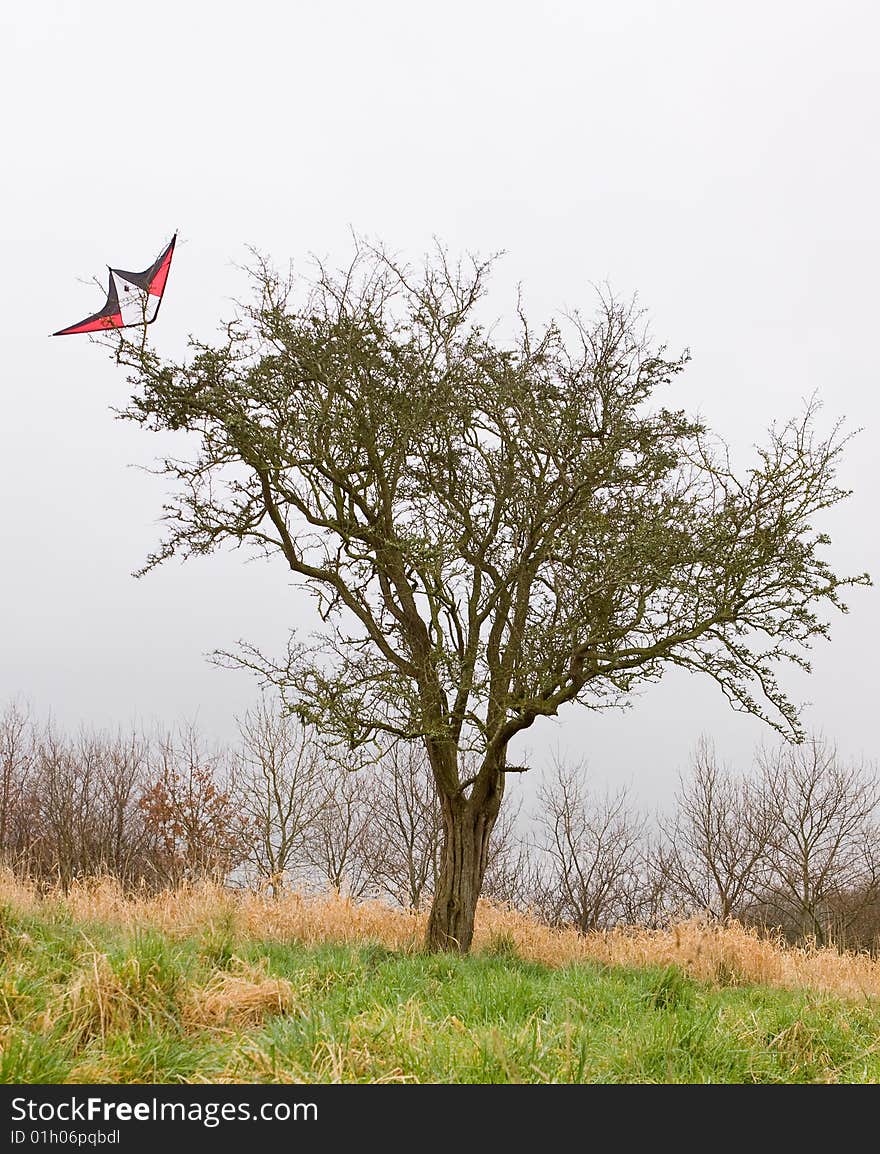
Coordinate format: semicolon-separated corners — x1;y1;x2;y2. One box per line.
3;874;880;1084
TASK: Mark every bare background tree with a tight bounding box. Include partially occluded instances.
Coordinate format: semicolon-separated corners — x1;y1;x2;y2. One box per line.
303;757;376;898
660;738;771;922
6;696;880;952
86;729;154;884
31;727;154;889
235;701;324;896
533;760;645;932
369;743;441;909
0;702;33;870
754;739;880;945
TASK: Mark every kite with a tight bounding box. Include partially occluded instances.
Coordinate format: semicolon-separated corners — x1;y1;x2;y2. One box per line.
52;234;177;336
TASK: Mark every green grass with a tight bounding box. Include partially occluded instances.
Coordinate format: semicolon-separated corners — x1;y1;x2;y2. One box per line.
2;902;879;1083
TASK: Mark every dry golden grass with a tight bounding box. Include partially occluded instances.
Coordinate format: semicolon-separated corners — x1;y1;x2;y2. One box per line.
4;870;880;1000
185;960;297;1029
64;953;140;1042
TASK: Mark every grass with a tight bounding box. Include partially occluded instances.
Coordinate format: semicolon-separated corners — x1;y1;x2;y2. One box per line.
2;874;880;1083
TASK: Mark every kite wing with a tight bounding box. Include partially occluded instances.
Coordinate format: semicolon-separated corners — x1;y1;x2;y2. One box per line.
53;234;176;336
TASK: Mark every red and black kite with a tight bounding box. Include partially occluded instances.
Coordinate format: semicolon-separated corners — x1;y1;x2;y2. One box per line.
52;234;176;336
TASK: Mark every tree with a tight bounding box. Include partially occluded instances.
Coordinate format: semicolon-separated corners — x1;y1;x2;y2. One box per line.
30;724;100;889
661;738;771;921
370;742;442;910
756;738;880;944
87;729;154;884
534;760;645;932
370;745;524;910
114;242;867;951
235;701;324;896
140;725;245;884
0;702;33;869
2;709;165;889
304;757;376;897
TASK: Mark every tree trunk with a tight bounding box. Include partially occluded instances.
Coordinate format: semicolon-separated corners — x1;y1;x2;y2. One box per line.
426;786;501;952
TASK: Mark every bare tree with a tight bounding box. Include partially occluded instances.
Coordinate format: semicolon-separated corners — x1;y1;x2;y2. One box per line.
617;836;675;929
534;760;646;932
370;743;441;909
235;702;324;896
304;760;376;897
114;243;867;949
3;712;155;886
661;738;771;921
480;790;535;910
0;701;34;868
90;730;154;882
756;737;880;944
9;691;880;951
28;723;101;888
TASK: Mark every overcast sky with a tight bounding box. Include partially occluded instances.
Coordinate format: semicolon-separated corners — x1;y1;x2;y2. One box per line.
2;1;878;808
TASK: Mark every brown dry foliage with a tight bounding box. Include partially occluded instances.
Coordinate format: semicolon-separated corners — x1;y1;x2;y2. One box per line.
185;961;297;1028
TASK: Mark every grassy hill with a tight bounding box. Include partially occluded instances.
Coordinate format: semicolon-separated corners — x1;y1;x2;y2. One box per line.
2;874;880;1084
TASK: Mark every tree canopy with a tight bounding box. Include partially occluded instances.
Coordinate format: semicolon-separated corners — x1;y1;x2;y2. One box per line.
114;243;868;949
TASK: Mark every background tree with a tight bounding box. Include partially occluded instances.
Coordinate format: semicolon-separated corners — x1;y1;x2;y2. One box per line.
0;702;33;870
534;760;645;931
115;242;867;950
84;729;153;884
8;720;155;889
661;738;771;921
370;742;442;910
30;725;102;889
235;701;324;896
140;724;245;885
304;757;376;897
755;738;880;944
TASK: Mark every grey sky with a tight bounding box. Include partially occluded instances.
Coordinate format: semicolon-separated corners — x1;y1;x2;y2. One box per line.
2;1;878;808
